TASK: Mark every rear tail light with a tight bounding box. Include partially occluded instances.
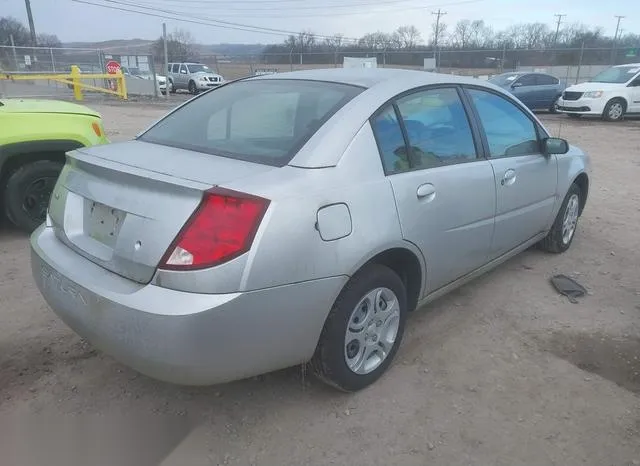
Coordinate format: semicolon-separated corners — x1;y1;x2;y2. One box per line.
159;188;270;270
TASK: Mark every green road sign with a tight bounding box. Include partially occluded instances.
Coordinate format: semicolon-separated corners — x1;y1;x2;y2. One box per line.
626;48;638;57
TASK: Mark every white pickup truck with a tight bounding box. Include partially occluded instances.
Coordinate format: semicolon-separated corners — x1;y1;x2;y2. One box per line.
557;63;640;121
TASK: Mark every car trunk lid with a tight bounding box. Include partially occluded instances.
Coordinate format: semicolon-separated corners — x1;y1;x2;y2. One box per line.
48;140;275;283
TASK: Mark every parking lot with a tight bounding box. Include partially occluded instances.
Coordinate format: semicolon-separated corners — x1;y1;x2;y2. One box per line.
1;102;639;465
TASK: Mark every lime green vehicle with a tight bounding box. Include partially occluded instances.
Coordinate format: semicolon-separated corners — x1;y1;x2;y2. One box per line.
0;99;109;232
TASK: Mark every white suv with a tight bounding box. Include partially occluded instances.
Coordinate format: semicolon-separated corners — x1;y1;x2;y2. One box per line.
167;62;224;94
557;63;640;121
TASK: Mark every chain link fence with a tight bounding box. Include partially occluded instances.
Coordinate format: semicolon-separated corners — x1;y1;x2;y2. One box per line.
2;44;638;99
0;45;160;99
199;46;638;82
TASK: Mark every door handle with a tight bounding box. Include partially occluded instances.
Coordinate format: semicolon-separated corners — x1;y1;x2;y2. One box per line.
501;169;517;186
416;183;436;201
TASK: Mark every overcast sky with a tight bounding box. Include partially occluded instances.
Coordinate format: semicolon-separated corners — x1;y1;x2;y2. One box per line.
2;0;639;44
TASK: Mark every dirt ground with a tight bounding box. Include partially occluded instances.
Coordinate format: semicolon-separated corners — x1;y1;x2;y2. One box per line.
1;102;639;466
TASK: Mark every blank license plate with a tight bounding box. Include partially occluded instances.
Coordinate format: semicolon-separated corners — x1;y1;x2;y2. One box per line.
86;201;124;247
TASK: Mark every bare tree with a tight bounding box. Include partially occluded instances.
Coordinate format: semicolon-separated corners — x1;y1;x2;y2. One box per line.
452;20;472;48
152;28;196;62
37;33;62;48
521;22;550;49
323;34;344;50
394;25;422;49
359;32;392;50
431;22;448;46
0;16;30;46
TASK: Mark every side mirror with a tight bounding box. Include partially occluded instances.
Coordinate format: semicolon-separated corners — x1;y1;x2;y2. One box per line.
180;69;187;74
543;137;569;155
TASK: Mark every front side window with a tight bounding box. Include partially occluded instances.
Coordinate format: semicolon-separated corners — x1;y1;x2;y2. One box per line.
468;88;540;158
179;64;188;74
395;87;477;169
171;64;179;73
515;74;537;87
140;80;362;166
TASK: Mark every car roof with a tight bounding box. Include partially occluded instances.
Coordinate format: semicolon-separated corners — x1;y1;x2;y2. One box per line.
249;67;485;90
614;63;640;67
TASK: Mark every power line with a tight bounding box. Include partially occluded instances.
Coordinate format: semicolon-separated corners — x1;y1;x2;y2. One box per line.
136;0;421;8
123;0;483;18
71;0;360;41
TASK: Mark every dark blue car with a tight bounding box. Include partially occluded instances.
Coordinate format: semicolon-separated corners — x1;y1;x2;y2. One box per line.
489;72;567;113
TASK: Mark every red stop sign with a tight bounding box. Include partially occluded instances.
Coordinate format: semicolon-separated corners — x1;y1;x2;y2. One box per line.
106;60;121;74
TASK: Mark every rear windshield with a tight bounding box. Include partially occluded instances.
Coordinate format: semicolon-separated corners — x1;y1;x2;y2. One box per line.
139;79;363;166
489;73;520;86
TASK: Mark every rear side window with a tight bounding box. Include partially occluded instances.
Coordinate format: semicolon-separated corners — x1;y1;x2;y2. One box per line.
537;74;559;85
140;80;363;166
468;88;540;158
371;106;409;174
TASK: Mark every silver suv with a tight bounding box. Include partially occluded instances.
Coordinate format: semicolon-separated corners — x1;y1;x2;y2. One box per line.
166;62;224;94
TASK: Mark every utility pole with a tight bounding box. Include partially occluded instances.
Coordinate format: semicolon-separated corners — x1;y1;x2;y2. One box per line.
163;23;169;99
610;15;625;65
24;0;37;46
553;14;566;46
432;9;446;72
432;9;447;49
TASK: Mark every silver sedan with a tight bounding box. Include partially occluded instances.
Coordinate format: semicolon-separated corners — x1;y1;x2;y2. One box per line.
31;68;590;391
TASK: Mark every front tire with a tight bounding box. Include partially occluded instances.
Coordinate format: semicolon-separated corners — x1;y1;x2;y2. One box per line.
539;183;581;253
188;80;198;95
312;264;407;392
549;95;561;114
3;160;63;233
603;98;626;122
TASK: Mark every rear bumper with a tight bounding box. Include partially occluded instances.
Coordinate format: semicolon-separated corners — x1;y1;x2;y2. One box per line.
31;225;346;385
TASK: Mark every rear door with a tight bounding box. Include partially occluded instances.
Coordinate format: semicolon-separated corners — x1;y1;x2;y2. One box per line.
534;73;561;109
372;86;496;294
465;87;557;258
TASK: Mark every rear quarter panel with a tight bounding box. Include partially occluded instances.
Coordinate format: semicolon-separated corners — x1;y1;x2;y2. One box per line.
553;145;591;220
236;124;412;291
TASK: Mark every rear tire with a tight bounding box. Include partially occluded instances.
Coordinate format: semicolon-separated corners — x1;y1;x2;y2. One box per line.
312;264;407;392
3;160;63;233
539;183;581;253
168;80;176;94
602;98;626;122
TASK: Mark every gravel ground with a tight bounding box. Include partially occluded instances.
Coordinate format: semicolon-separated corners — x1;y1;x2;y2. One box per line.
1;102;639;466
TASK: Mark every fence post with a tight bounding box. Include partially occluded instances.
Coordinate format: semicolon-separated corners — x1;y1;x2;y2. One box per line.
289;48;293;72
71;65;83;101
50;48;56;72
575;41;585;84
10;34;19;71
115;69;127;100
